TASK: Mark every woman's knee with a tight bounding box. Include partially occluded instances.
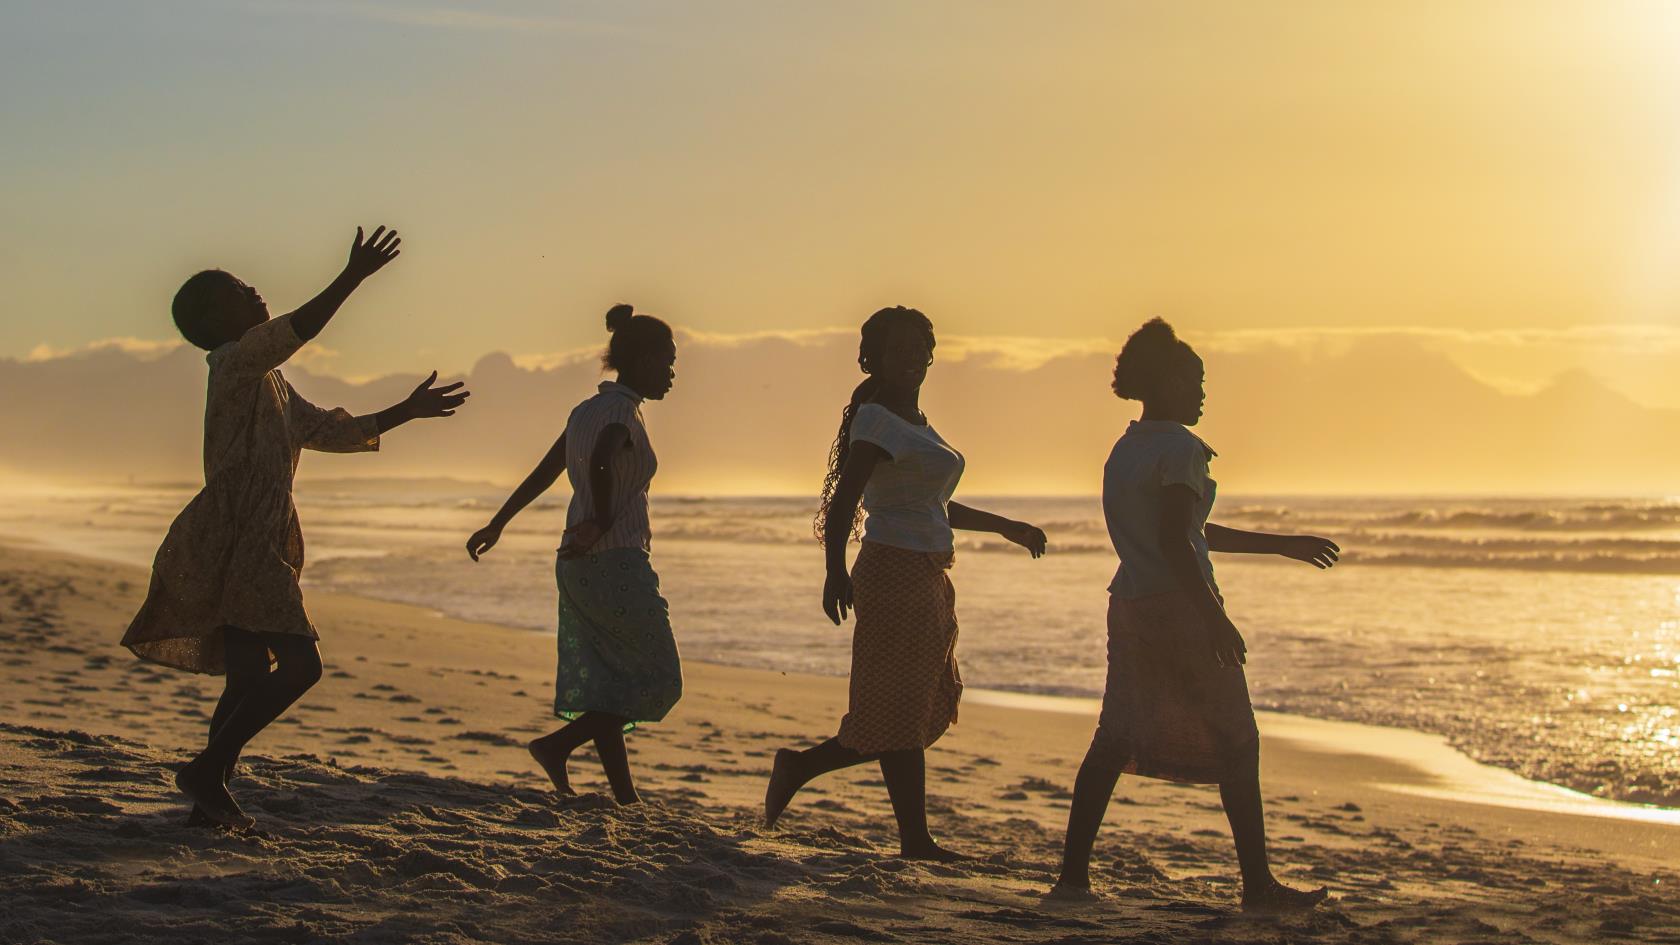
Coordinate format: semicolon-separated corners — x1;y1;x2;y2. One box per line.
267;638;324;692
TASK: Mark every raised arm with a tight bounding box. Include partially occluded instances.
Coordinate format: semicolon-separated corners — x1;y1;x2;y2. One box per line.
947;501;1047;558
821;442;887;624
466;430;568;561
1205;523;1339;569
556;423;632;559
1161;485;1247;667
290;226;402;342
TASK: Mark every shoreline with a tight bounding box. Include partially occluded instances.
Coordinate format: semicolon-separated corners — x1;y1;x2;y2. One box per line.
3;539;1679;943
3;527;1677;836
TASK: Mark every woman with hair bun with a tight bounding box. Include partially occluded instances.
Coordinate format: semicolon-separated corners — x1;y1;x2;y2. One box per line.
764;305;1048;861
466;303;680;804
1052;317;1340;912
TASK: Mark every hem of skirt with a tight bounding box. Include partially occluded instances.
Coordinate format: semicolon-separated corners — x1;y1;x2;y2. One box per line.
123;624;321;675
121;642;220;675
834;724;953;754
553;704;676;733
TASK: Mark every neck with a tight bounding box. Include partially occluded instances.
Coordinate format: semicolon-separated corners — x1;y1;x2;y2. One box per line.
1139;405;1183;423
872;386;922;421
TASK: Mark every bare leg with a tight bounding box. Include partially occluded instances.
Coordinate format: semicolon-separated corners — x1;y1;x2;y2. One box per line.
1053;739;1126;895
592;729;639;804
1221;752;1327;913
881;748;964;861
528;712;633;800
764;736;879;827
177;633;322;827
185;628;270;826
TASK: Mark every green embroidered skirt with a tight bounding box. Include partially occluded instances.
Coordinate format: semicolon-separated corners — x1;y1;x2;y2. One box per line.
553;548;683;729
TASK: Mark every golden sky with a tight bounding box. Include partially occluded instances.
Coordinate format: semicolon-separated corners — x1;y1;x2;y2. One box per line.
3;1;1680;410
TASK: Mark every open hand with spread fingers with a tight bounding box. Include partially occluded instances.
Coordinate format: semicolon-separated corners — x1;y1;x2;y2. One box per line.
344;225;402;281
403;371;469;420
1279;535;1340;569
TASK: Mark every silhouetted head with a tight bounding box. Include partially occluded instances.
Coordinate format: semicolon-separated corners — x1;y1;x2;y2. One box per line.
172;270;269;351
858;305;936;399
602;303;676;400
814;306;937;542
1112;317;1204;425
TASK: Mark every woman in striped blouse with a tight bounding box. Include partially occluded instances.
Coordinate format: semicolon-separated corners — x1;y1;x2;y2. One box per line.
466;304;680;804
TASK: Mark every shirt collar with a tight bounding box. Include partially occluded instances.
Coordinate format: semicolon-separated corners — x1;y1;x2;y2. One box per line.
1126;419;1217;458
599;380;644;405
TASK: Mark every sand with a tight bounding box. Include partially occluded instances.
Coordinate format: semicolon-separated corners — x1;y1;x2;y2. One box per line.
1;541;1677;944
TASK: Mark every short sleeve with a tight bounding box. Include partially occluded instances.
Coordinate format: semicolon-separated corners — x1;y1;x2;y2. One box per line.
848;404;899;458
214;313;307;383
1157;434;1212;498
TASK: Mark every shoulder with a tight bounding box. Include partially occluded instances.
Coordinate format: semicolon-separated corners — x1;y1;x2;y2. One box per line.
851;403;896;436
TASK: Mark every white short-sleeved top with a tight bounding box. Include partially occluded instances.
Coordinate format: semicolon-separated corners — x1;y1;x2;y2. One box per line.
562;381;657;554
849;403;965;553
1102;419;1219;599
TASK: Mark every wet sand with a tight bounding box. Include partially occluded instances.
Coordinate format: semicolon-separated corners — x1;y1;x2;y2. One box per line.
1;541;1676;944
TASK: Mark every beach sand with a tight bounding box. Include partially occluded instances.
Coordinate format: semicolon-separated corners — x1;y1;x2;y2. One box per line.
1;541;1676;944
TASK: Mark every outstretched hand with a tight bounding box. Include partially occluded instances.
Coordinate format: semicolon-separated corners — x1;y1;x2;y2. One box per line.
1002;520;1048;558
345;225;402;281
403;371;469;419
1280;535;1340;569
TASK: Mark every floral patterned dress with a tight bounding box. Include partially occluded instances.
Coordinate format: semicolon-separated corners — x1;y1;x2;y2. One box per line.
122;313;380;673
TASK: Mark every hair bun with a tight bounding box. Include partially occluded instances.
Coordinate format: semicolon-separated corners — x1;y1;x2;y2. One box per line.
605;303;635;333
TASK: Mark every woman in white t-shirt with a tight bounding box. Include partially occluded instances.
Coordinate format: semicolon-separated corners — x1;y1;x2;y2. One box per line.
1051;318;1341;913
465;304;681;806
763;306;1048;861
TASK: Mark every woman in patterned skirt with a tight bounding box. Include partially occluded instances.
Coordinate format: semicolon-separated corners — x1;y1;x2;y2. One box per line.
1052;318;1340;913
466;304;680;805
763;306;1048;860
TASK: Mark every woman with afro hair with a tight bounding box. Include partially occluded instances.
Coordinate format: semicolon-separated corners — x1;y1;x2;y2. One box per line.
1053;317;1341;913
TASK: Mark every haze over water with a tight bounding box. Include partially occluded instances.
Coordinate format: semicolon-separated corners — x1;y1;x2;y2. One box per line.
7;482;1676;809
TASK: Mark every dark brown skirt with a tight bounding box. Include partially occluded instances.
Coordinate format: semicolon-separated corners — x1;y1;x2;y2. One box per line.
1091;591;1259;783
836;541;962;752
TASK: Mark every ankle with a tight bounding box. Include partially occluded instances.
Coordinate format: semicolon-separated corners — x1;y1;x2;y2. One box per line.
1056;871;1090;891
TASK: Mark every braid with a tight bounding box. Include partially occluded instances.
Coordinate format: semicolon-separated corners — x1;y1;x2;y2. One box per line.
813;378;881;542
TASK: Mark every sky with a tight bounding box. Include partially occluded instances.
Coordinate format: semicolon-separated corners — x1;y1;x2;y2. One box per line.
3;0;1680;492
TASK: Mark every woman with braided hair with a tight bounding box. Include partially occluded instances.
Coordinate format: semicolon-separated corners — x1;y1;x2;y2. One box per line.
763;305;1047;860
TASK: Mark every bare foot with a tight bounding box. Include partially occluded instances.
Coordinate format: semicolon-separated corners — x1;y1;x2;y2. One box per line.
1241;878;1329;914
896;840;970;862
185;762;238;826
1045;881;1102;902
527;737;578;796
764;748;801;828
174;759;253;829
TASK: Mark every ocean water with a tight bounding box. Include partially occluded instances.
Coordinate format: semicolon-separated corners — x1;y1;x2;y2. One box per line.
5;483;1677;807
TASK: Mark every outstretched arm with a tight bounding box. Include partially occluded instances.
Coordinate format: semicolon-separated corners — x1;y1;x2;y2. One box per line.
947;501;1047;558
367;371;469;434
556;423;632;558
289;226;402;342
1162;485;1247;667
467;431;567;561
1205;523;1339;569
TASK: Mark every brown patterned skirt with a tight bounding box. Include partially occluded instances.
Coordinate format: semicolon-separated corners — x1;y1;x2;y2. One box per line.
836;541;962;753
1091;591;1259;783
